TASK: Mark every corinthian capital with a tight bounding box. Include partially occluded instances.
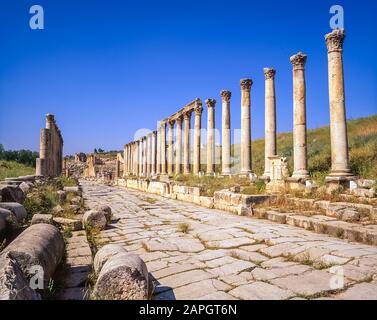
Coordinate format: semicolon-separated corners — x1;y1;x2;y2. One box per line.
183;111;192;120
205;98;216;108
220;90;232;102
290;52;307;70
168;119;175;127
263;68;276;80
194;105;203;116
240;79;253;91
325;29;345;53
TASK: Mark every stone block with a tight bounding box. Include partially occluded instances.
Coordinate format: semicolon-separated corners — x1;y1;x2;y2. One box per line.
31;214;53;225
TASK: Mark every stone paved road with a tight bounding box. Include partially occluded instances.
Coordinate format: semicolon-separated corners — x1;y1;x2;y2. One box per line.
81;181;377;300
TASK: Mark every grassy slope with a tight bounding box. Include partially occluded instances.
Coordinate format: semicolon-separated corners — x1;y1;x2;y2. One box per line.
0;160;35;180
243;114;377;182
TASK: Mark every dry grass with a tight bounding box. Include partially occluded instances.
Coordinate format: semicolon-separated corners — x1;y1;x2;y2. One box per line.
177;222;190;234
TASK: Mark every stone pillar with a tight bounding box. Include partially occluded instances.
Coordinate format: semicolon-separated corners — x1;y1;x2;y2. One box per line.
139;139;143;177
263;68;277;179
290;52;309;180
156;126;161;175
123;144;127;177
165;120;174;175
206;99;216;175
175;116;183;175
151;131;157;176
183;111;192;174
221;90;232;175
325;29;353;182
129;144;133;174
160;122;167;175
133;141;137;176
147;134;152;177
240;79;253;174
193;101;203;175
143;137;148;177
36;128;50;176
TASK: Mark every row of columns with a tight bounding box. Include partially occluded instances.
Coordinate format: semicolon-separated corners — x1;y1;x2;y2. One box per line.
122;29;352;181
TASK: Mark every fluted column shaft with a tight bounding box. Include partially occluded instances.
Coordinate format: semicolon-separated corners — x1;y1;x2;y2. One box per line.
290;52;309;179
221;91;232;175
147;135;152;177
206;99;216;175
175;117;183;175
160;122;167;174
263;69;277;178
240;79;252;174
193;103;203;175
156;126;161;174
151;131;157;176
167;120;175;175
183;112;191;174
325;29;352;178
123;145;127;176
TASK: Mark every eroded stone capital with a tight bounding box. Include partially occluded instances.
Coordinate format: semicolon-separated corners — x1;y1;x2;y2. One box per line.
290;52;307;70
168;119;175;127
220;90;232;102
205;98;216;108
194;105;203;116
264;68;276;80
325;29;345;53
240;79;253;91
183;111;192;120
176;115;183;125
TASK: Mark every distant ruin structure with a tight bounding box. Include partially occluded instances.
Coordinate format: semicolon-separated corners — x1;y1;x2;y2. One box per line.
35;114;64;177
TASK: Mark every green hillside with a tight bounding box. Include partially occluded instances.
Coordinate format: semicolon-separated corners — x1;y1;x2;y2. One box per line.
0;160;35;181
245;114;377;183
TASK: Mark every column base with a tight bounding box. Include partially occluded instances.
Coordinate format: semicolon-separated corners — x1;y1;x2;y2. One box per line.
325;175;356;193
259;174;271;182
286;176;310;191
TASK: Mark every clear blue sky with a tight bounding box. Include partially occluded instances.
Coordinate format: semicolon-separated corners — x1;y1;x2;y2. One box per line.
0;0;376;155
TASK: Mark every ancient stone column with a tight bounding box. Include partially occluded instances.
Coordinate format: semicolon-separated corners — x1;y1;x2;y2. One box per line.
151;131;157;176
147;134;152;177
143;137;148;176
263;68;277;179
139;139;143;177
123;144;128;176
325;29;353;180
167;120;175;175
240;79;253;174
290;52;309;179
221;91;232;175
36;128;50;176
193;101;203;175
175;116;183;175
206;99;216;175
183;111;192;174
156;126;161;175
133;142;138;176
160;122;167;175
129;144;132;174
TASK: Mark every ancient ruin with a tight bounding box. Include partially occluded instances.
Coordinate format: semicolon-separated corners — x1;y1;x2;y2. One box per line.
2;27;377;302
35;114;64;177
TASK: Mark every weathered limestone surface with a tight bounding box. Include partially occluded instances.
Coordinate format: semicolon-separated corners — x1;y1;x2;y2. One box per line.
82;210;107;230
0;254;41;300
82;181;377;300
0;203;27;222
0;224;64;282
35;114;63;177
206;99;216;175
221;90;232;175
240;79;253;174
94;244;128;274
94;253;149;300
290;52;309;180
325;29;353;185
263;68;277;179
